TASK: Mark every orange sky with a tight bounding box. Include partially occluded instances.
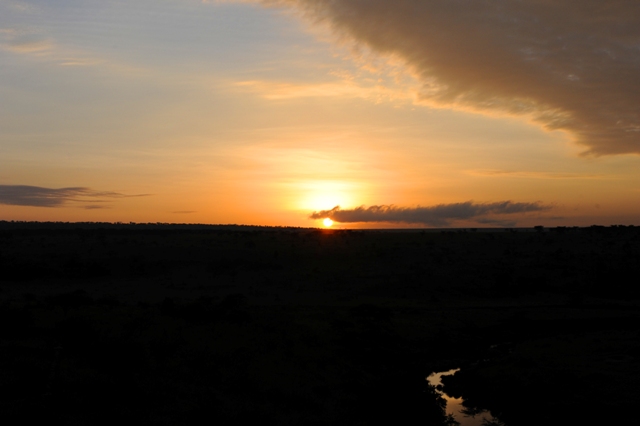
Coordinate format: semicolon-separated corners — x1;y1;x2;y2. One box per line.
1;1;639;228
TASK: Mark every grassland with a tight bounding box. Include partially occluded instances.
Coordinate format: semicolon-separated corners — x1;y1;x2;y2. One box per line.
1;223;639;424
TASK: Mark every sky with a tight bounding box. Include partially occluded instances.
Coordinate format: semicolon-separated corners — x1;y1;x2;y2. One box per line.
1;0;639;228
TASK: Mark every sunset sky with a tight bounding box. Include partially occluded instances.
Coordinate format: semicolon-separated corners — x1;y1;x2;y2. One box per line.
2;0;639;228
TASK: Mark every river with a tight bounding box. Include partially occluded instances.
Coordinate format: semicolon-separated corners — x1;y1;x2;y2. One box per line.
426;369;504;426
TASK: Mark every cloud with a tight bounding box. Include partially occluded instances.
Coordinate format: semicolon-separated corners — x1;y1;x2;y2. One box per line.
0;27;122;69
233;78;412;103
259;0;640;155
0;28;52;53
5;37;52;53
4;1;38;13
0;185;149;208
468;170;605;179
310;201;551;227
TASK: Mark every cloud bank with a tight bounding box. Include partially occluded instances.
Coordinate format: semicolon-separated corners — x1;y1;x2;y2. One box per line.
0;185;148;208
310;201;551;227
261;0;640;155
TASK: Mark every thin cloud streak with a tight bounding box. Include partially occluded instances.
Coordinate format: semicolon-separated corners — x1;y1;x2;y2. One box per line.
468;170;606;180
0;185;149;208
0;27;136;70
310;201;552;227
233;79;412;103
260;0;640;155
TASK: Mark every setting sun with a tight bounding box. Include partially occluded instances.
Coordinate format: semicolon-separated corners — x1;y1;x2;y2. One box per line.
323;218;334;227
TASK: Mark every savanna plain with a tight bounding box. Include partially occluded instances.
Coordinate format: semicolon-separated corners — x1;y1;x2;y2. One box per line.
1;222;639;425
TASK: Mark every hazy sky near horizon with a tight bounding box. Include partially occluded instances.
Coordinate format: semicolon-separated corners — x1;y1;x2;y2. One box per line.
1;0;639;227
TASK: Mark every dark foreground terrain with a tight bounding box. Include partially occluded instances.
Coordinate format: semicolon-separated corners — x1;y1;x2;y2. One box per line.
1;222;639;425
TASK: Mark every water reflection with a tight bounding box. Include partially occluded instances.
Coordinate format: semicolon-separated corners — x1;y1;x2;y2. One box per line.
427;369;504;426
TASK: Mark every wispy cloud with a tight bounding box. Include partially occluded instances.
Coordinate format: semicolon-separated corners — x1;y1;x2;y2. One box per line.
4;1;38;13
4;37;52;54
468;170;606;180
258;0;640;155
234;78;412;103
0;28;94;65
310;201;552;227
0;185;149;208
0;27;52;53
0;27;133;70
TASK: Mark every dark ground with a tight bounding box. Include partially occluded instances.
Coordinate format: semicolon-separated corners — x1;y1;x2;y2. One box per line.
1;222;639;425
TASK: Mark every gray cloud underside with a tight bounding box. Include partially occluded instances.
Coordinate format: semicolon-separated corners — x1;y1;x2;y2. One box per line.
310;201;551;227
264;0;640;155
0;185;148;208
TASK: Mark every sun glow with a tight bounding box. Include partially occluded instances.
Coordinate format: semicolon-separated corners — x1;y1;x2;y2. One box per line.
323;218;334;227
293;180;363;212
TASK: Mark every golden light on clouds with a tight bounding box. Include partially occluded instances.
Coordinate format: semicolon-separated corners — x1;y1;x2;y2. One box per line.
260;0;640;156
233;78;413;104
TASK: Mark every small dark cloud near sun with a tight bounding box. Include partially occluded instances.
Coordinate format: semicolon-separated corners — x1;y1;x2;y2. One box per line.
0;185;149;208
311;201;551;227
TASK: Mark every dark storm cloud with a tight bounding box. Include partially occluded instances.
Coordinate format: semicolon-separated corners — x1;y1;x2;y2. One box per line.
264;0;640;155
310;201;551;226
0;185;148;208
